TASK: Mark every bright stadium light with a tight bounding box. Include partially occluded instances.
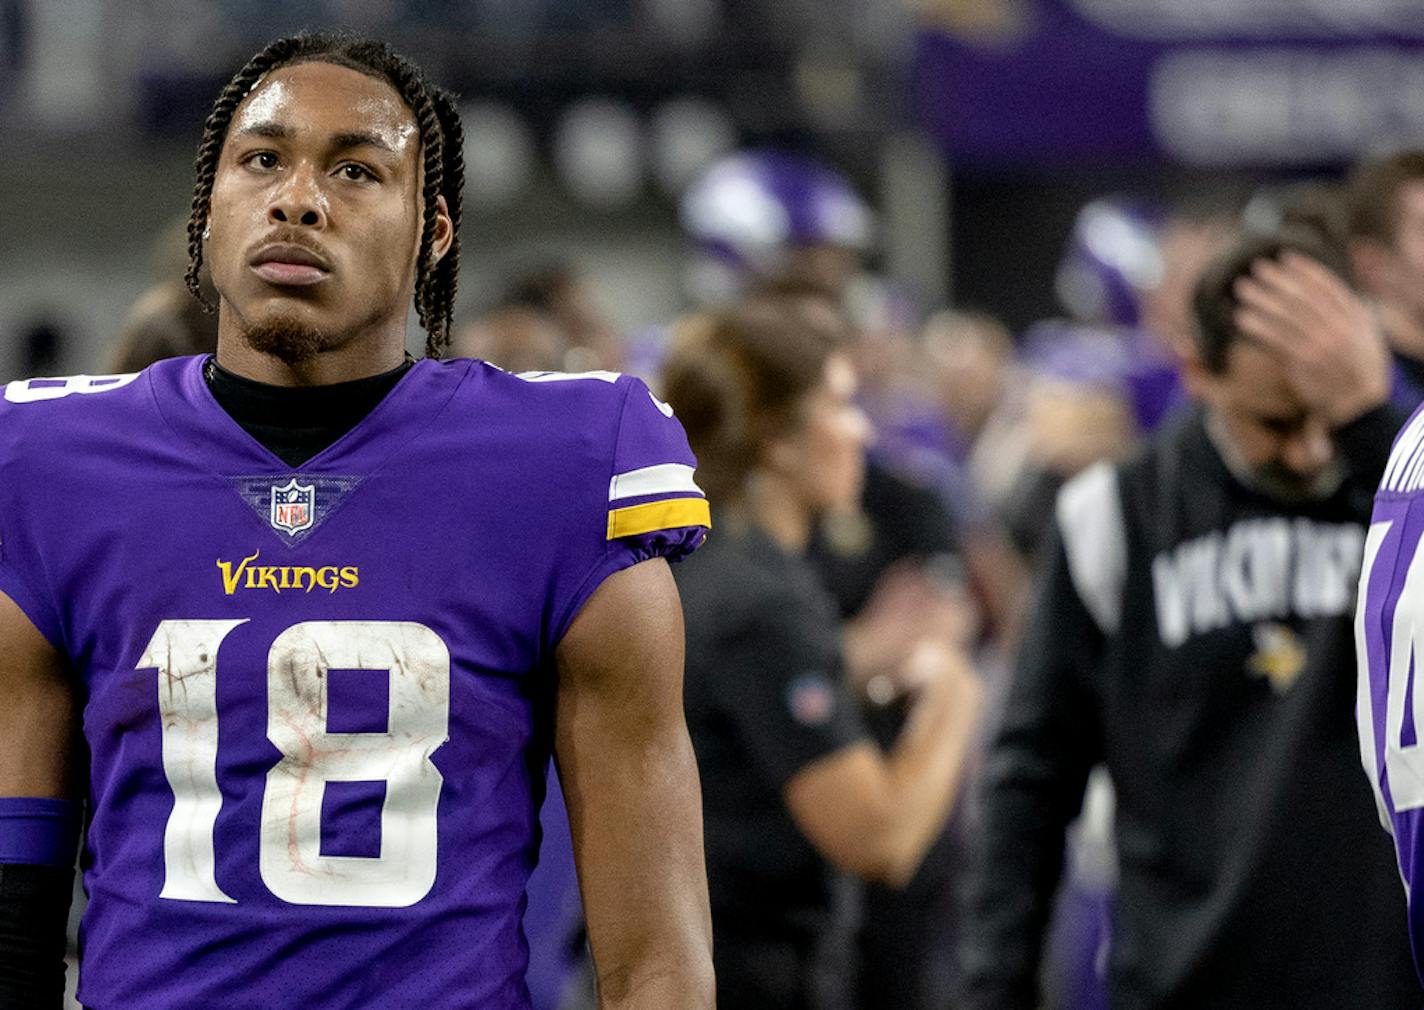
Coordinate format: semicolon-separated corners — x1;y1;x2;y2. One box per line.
461;102;536;210
554;98;645;210
650;97;737;197
641;0;720;46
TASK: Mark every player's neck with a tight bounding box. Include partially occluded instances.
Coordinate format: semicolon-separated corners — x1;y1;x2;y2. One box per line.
215;321;410;387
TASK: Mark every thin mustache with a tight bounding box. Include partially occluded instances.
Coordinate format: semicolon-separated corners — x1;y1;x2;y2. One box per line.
248;237;333;271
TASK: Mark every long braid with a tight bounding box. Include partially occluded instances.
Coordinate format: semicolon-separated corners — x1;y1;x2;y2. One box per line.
425;89;465;358
388;61;444;341
185;32;465;357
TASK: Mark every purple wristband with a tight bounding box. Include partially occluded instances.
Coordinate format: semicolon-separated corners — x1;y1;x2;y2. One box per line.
0;797;80;866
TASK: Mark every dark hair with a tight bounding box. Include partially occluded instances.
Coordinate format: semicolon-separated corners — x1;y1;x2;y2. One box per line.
1264;182;1350;258
660;298;847;504
1346;149;1424;246
496;264;577;315
1191;228;1353;374
185;31;464;358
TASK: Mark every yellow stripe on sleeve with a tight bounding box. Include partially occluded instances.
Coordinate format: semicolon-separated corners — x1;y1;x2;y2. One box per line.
606;498;712;539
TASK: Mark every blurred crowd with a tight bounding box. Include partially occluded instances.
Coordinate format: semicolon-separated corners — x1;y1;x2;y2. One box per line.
493;148;1424;1009
37;141;1424;1009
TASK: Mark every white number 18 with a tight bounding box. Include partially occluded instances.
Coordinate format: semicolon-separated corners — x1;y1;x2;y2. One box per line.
140;619;450;908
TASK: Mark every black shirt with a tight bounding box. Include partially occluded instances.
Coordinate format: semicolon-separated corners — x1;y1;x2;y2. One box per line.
674;519;866;941
962;405;1418;1010
204;356;413;467
808;462;967;1010
808;460;959;620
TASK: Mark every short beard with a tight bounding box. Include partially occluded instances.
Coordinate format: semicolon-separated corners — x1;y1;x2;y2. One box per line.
1244;458;1346;504
1204;409;1346;504
242;313;332;365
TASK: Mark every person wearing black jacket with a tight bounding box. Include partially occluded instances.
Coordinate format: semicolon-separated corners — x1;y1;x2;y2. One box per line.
961;228;1420;1009
664;298;984;1009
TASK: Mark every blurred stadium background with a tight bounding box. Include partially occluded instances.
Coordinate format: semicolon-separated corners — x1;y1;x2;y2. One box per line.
7;0;1422;375
10;1;1424;1008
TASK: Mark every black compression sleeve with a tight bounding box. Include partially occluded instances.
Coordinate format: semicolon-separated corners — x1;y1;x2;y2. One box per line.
0;863;73;1010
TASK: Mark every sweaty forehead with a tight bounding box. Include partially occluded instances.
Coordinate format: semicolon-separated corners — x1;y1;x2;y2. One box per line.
230;60;419;155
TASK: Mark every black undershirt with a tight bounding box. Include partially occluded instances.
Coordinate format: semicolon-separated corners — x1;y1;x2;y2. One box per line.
204;356;414;468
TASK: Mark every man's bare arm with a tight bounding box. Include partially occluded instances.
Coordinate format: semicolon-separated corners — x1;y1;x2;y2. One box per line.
0;590;74;798
554;558;715;1010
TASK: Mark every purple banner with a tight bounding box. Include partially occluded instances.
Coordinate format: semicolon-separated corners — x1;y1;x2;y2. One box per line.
914;0;1424;167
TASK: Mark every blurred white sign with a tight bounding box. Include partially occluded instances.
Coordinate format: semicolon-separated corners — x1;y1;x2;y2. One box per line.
1072;0;1424;39
554;98;645;210
1151;47;1424;163
26;0;106;128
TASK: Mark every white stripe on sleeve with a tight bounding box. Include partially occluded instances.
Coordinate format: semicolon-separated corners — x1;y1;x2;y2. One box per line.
609;463;703;502
516;370;622;384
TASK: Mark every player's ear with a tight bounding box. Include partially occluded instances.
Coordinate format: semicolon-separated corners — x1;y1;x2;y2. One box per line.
429;195;454;266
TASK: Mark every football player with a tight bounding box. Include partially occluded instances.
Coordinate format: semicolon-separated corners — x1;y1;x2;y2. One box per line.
0;32;713;1009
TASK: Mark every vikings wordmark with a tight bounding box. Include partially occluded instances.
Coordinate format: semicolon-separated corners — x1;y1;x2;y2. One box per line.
216;550;360;595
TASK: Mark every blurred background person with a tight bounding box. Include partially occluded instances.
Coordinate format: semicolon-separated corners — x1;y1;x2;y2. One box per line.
484;262;623;372
662;296;983;1010
1139;203;1239;368
676;148;1018;1008
103;216;220;373
1052;198;1182;433
9;312;69;378
1346;150;1424;412
920;309;1023;500
679;150;875;310
996;330;1139;560
452;301;567;374
453;264;622;376
109;280;219;373
995;197;1235;563
961;226;1416;1010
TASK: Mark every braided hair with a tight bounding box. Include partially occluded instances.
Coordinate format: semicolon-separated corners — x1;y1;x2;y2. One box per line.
184;32;464;358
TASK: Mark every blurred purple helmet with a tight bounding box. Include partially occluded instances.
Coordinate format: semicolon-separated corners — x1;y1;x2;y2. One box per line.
1054;198;1164;328
1020;319;1131;393
680;150;875;286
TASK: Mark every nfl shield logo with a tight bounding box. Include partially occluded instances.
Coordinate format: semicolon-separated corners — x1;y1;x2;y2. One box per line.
270;478;316;535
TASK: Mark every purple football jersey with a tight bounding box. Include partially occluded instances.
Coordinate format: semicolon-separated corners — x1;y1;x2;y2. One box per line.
1357;403;1424;983
0;356;708;1009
